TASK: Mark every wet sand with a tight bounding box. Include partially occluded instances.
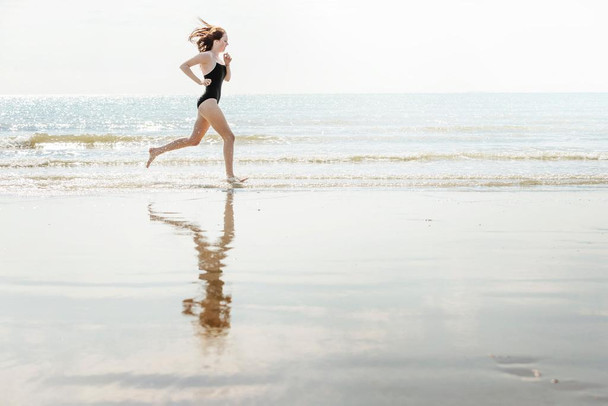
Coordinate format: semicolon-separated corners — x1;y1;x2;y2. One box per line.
1;189;607;405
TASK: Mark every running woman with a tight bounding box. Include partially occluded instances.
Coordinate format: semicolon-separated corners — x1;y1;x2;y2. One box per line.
146;18;246;184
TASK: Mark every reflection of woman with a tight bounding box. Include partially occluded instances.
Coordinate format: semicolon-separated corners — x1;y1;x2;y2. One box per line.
148;191;235;336
146;18;246;185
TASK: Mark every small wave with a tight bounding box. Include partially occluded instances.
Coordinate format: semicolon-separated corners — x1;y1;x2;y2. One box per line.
240;152;608;163
1;132;285;149
1;174;607;195
329;152;607;162
415;125;534;134
1;151;606;168
11;133;147;148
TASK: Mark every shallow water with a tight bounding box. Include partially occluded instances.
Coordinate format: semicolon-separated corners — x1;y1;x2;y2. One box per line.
1;93;607;193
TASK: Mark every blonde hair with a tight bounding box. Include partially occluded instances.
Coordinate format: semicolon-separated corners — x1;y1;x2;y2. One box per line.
188;17;226;53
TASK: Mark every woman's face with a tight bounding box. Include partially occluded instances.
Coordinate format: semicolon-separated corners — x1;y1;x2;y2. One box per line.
217;34;229;51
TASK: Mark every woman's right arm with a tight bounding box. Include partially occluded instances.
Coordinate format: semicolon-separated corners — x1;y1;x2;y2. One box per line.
179;53;207;85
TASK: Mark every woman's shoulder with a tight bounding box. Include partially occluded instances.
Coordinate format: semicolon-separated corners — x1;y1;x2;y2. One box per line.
188;51;212;65
198;51;214;61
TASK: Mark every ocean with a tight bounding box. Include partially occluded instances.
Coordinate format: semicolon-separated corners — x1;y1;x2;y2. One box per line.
1;93;607;194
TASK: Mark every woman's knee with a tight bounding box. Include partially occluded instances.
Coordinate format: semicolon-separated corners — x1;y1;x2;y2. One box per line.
222;131;235;143
188;137;201;146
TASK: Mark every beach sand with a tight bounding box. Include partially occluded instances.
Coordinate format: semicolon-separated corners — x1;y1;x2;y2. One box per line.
1;189;607;405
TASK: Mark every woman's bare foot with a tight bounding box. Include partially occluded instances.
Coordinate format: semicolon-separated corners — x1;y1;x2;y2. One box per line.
146;148;160;168
227;176;248;184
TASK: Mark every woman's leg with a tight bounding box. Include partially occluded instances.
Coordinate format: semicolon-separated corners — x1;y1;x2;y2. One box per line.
146;112;210;168
199;100;237;178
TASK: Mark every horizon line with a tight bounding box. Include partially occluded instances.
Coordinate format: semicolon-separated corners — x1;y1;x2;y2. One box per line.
2;91;608;97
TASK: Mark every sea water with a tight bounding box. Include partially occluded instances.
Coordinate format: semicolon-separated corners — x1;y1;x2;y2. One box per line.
1;93;607;194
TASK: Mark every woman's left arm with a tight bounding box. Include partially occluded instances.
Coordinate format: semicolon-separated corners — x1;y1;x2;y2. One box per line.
224;53;232;82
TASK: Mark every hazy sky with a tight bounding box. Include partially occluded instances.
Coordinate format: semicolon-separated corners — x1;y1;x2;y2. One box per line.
1;0;607;95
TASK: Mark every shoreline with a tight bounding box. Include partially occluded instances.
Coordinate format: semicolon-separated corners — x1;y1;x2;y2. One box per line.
2;184;608;200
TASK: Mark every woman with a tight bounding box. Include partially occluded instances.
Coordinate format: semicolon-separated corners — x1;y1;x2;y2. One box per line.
146;18;246;184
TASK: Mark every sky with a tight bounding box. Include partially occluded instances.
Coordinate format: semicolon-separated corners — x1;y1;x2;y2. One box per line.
1;0;607;95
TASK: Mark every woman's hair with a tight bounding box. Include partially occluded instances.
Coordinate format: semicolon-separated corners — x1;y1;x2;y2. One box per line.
188;18;226;53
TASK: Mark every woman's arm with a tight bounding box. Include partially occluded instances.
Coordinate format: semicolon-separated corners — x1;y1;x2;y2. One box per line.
224;53;232;82
225;65;231;82
179;53;207;85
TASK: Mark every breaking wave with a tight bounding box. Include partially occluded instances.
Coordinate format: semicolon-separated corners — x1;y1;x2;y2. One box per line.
1;151;606;168
1;132;284;149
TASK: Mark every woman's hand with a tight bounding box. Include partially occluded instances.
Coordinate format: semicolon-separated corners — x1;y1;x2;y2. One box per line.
223;53;232;66
201;78;211;86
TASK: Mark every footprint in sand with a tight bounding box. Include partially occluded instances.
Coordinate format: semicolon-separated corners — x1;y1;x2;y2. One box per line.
489;354;542;380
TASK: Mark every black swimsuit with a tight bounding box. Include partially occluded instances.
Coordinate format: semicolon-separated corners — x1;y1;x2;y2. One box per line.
197;62;226;108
